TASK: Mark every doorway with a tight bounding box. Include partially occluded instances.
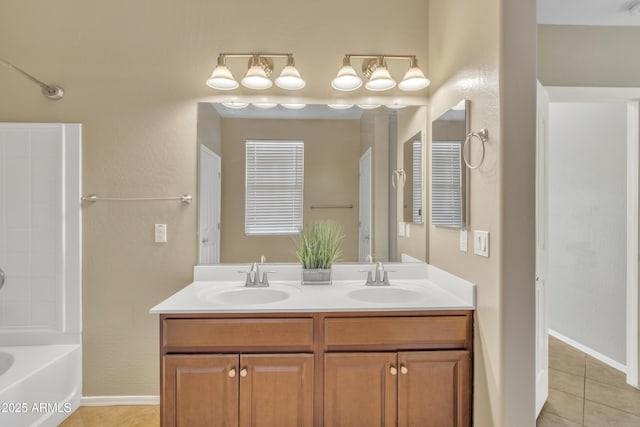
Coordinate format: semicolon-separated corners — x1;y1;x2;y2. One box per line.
199;145;221;264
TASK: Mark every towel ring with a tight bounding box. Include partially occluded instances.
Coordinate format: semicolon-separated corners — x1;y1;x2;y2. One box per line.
462;128;488;170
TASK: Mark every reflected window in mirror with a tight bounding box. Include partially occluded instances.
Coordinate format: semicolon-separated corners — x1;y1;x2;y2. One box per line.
402;132;423;224
431;100;469;228
245;140;304;235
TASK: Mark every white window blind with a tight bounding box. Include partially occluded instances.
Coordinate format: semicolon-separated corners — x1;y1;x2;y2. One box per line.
412;140;423;223
431;141;463;227
245;140;304;235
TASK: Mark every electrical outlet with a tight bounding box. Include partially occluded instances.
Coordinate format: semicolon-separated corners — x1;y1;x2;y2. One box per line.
398;222;405;237
155;224;167;243
459;229;468;252
405;223;410;237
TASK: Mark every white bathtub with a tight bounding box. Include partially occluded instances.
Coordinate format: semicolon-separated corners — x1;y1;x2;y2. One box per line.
0;345;81;427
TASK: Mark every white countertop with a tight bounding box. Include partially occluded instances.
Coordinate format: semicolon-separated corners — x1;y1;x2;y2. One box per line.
149;262;475;314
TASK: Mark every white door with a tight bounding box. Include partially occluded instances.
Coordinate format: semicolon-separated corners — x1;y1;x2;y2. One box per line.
535;82;550;416
359;148;372;262
199;145;221;264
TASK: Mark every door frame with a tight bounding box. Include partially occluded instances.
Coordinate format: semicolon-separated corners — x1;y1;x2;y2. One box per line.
198;144;221;264
545;86;640;388
359;148;372;262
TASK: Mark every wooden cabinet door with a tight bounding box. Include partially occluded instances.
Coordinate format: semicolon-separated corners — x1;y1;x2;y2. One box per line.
397;351;471;427
163;354;238;427
239;354;314;427
324;353;397;427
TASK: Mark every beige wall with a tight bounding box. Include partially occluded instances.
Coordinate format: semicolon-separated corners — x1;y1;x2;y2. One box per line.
0;0;539;424
539;25;640;87
220;118;360;263
197;104;222;155
429;0;536;425
396;106;428;261
0;0;429;397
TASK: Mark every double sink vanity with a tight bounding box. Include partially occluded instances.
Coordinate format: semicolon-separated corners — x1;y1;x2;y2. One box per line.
150;262;476;427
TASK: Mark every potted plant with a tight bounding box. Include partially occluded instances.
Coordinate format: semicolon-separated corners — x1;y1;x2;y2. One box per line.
295;220;344;285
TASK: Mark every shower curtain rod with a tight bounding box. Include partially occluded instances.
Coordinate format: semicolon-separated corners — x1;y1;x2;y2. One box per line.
0;57;64;100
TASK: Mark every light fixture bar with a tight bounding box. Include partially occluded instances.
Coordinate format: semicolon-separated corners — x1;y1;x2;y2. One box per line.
207;53;305;91
333;54;429;92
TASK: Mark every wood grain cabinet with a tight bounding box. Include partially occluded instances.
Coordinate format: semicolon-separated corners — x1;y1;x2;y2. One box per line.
159;311;472;427
324;351;470;427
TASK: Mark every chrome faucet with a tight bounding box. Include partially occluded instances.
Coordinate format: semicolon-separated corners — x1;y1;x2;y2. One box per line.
244;262;269;287
365;262;390;286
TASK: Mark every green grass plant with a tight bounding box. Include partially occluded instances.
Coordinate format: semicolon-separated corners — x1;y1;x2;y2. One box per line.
295;220;344;269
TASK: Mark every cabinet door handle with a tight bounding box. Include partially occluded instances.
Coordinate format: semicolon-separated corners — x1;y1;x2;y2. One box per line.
390;366;398;376
240;368;248;377
400;365;408;375
228;368;236;377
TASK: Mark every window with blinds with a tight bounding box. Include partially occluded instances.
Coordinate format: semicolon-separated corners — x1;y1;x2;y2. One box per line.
431;141;464;227
245;140;304;235
412;140;423;223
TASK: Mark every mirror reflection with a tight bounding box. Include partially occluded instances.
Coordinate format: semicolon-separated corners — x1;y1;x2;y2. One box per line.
197;103;428;264
402;131;423;225
431;100;469;228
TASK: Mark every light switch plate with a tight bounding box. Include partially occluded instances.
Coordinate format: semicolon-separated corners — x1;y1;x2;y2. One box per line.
405;223;410;237
474;230;489;257
155;224;167;243
398;222;405;237
459;229;468;252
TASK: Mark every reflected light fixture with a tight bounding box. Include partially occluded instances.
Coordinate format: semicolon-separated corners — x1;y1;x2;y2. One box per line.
206;53;305;91
386;103;407;110
221;101;249;109
332;54;430;92
252;102;278;109
357;104;380;110
281;103;306;109
328;103;354;110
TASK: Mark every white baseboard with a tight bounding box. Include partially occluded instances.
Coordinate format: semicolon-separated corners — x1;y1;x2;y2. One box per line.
80;396;159;406
549;329;627;373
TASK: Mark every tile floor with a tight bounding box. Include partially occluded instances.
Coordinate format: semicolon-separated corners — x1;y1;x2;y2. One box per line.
58;405;159;427
537;336;640;426
57;337;640;426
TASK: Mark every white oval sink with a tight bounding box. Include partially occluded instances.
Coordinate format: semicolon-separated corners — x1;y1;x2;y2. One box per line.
200;287;291;305
347;287;423;303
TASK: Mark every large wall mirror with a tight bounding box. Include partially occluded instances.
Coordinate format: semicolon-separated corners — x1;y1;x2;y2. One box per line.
431;100;469;228
197;103;428;264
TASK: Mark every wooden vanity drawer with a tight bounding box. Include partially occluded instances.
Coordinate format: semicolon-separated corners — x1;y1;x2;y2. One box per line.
163;318;314;352
324;315;470;351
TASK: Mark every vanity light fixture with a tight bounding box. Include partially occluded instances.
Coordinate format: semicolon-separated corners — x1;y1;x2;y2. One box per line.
386;103;407;110
332;54;430;92
357;104;381;110
206;53;305;91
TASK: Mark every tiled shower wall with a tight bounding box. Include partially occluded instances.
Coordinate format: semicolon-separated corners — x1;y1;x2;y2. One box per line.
0;126;63;330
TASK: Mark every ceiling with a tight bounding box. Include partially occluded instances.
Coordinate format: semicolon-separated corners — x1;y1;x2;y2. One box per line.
538;0;640;26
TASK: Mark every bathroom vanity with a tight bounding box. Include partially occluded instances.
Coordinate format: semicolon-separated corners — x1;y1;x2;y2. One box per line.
151;263;475;427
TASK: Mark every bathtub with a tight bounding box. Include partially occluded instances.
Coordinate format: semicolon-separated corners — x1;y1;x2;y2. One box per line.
0;345;81;427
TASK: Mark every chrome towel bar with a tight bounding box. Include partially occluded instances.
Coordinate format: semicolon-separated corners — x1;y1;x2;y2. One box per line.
81;194;192;204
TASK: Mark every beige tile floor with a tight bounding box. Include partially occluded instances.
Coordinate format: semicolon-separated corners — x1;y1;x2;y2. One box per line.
537;336;640;426
58;405;159;427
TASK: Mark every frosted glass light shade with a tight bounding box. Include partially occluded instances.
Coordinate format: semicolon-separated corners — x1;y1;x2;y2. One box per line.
328;104;354;109
275;66;306;90
241;65;273;90
398;66;430;91
222;101;249;109
365;66;396;91
331;65;363;91
206;65;239;90
252;102;278;109
281;103;306;110
357;104;380;110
